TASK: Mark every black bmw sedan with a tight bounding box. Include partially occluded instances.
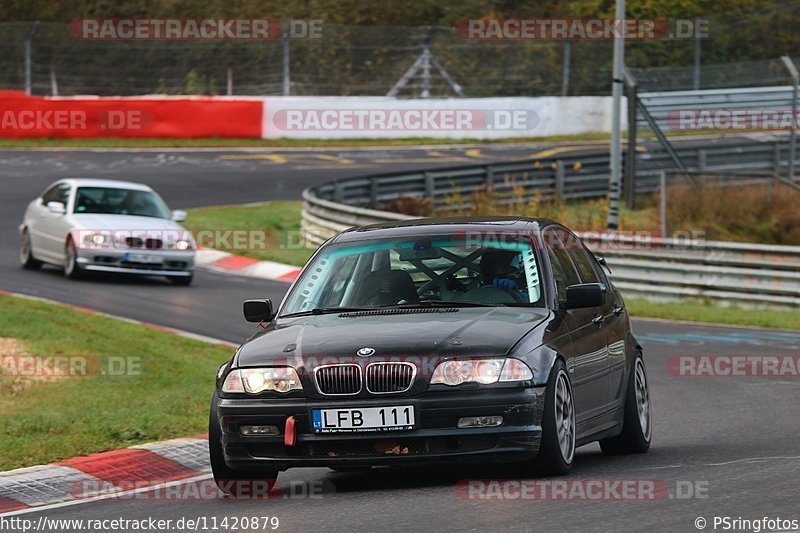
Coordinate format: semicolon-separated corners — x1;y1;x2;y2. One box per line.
209;217;652;494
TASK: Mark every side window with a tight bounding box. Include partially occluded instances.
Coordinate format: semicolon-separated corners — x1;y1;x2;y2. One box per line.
53;184;71;206
41;185;60;204
42;184;70;206
544;229;580;300
554;227;603;284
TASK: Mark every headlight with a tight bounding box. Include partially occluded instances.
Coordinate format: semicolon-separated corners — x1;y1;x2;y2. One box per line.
175;239;192;251
430;358;533;386
81;232;109;246
222;367;302;394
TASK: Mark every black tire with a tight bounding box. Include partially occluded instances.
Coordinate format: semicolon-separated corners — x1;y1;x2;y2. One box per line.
209;393;278;497
20;229;43;270
534;359;576;475
168;274;193;286
600;351;652;455
63;237;84;279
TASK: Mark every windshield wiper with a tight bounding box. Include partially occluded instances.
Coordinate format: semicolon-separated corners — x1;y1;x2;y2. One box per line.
281;306;377;318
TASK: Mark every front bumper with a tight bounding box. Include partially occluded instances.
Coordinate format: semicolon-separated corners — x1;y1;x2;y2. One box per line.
215;387;545;471
76;248;194;276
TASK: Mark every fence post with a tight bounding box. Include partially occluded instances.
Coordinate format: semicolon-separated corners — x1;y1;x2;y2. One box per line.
555;160;565;199
560;42;571;96
697;149;706;171
226;67;233;96
49;66;58;96
282;34;291;96
773;142;781;178
24;21;40;95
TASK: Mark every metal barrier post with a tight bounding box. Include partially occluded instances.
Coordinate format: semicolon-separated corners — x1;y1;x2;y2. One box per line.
659;171;668;238
555;160;565;199
623;67;638;209
780;56;798;181
24;21;39;95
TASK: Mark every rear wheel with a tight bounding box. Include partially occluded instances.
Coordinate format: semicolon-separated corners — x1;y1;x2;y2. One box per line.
63;238;83;279
534;359;575;475
209;393;278;497
20;229;42;270
600;351;652;455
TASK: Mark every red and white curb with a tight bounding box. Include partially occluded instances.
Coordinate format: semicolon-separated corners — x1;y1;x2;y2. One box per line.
0;436;211;514
195;248;301;283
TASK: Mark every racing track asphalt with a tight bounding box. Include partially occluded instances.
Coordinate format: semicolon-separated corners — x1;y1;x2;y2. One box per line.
1;142;799;532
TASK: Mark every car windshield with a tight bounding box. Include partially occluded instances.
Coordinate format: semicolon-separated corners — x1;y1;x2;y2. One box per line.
281;233;544;316
73;187;171;219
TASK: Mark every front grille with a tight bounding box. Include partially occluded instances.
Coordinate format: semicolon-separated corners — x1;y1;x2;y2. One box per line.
366;362;415;394
124;237;163;249
314;364;361;395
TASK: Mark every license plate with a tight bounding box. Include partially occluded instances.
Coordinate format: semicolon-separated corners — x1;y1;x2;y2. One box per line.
124;253;163;264
312;405;415;433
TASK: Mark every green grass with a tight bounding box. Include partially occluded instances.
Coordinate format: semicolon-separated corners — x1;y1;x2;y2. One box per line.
0;294;233;471
184;201;314;266
626;298;800;330
0;133;613;149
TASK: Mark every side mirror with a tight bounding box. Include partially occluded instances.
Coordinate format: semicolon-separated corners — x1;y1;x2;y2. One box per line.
171;210;187;222
564;283;606;309
47;201;66;215
243;299;274;322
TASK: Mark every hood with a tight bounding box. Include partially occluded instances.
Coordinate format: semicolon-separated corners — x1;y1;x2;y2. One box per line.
236;307;550;368
70;214;185;232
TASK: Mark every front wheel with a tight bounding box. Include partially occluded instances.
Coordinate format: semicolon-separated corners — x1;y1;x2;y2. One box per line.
20;229;43;270
600;351;652;455
63;238;83;279
534;359;576;475
209;393;278;497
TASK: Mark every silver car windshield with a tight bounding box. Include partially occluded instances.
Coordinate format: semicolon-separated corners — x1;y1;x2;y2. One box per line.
281;234;543;316
74;187;171;219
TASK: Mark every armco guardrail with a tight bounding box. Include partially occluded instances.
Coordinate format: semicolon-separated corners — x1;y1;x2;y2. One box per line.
307;137;798;214
302;138;800;309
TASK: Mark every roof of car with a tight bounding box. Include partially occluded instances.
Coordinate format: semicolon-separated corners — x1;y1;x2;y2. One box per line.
56;179;154;191
332;216;560;243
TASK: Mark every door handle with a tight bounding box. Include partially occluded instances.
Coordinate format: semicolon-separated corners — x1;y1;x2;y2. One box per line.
592;314;605;325
613;305;624;316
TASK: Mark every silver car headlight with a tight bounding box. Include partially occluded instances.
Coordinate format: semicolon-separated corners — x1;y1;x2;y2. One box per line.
81;231;110;247
222;367;303;394
430;358;533;386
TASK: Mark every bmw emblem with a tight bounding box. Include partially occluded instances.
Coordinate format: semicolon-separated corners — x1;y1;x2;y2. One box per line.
357;347;376;357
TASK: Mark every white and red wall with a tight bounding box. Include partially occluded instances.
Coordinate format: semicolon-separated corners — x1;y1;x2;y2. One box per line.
0;90;623;139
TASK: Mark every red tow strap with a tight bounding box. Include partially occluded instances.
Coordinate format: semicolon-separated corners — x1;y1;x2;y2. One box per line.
284;416;296;447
